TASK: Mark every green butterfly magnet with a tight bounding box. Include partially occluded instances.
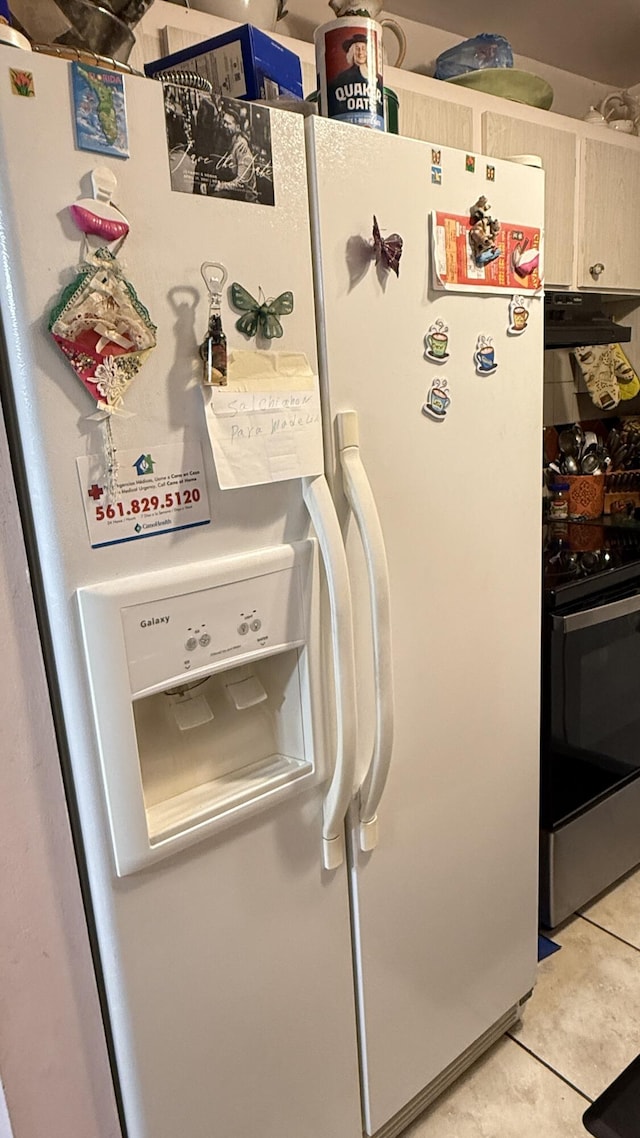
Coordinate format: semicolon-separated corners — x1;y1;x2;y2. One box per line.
231;282;294;340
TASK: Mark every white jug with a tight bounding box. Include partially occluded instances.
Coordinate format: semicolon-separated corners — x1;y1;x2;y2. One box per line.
327;0;406;66
180;0;286;32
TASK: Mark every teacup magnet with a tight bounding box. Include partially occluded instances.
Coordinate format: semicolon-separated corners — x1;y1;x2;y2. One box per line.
422;378;451;421
508;294;530;335
474;334;498;375
424;318;449;362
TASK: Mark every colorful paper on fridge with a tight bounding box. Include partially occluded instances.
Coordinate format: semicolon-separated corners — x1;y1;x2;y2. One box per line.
431;210;542;292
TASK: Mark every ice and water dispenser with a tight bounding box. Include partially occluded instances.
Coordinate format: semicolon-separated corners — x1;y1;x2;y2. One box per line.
77;544;316;875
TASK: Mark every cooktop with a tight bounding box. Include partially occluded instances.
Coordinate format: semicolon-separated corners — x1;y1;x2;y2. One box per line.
544;519;640;608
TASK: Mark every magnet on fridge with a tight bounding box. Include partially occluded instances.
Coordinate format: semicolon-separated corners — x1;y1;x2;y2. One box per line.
431;166;442;185
424;318;449;362
508;294;530;335
465;154;475;173
474;334;498;375
432;148;441;165
9;68;34;97
200;261;228;385
486;164;495;181
371;215;403;277
231;282;294;339
71;61;129;159
468;196;501;267
422;378;451;421
49;170;156;502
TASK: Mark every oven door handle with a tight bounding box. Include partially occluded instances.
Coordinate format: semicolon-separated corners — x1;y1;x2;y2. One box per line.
555;591;640;632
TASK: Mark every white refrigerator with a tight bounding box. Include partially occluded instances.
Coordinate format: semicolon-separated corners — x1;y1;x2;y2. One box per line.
0;47;543;1138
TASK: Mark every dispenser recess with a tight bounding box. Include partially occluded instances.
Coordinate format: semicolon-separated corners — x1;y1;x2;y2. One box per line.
77;543;317;875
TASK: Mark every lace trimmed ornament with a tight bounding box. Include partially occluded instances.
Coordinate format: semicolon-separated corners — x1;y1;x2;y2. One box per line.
48;168;157;500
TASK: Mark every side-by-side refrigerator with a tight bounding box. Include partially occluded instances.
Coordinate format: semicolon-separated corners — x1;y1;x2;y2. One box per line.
307;116;543;1135
0;48;543;1138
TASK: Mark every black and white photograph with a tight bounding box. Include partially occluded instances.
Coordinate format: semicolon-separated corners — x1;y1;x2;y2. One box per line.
162;80;275;206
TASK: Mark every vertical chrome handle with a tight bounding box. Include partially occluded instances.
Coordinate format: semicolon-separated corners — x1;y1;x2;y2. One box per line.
336;412;394;852
303;475;357;870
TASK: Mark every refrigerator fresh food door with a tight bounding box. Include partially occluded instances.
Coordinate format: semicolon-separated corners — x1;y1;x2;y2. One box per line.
0;50;362;1138
307;117;543;1135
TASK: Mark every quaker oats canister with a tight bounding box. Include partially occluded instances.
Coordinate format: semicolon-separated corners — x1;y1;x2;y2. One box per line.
315;17;385;131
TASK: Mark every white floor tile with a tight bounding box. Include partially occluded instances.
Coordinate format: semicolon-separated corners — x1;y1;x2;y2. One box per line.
513;916;640;1100
580;864;640;949
405;1036;588;1138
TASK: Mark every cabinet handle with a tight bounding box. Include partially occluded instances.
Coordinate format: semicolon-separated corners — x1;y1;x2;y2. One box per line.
590;262;605;279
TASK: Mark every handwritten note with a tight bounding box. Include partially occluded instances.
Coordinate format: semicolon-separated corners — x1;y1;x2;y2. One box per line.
203;351;324;489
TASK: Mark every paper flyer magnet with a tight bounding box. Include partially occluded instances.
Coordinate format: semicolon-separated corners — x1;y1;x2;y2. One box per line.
474;334;498;375
431;166;442;185
431;209;542;292
508;294;530;335
71;61;129;159
422;378;451;421
424;318;449;362
465;154;475;173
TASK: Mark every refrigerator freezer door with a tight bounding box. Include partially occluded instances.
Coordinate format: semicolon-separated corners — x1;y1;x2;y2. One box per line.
308;117;543;1134
0;50;362;1138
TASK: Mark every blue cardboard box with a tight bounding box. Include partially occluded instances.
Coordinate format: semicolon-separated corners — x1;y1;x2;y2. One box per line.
145;24;303;101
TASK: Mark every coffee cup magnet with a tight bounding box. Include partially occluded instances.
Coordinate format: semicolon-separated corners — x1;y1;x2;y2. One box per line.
422;377;451;421
424;318;449;362
508;294;530;335
474;334;498;375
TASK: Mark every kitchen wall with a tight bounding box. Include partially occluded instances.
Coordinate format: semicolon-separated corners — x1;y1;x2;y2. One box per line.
146;2;611;120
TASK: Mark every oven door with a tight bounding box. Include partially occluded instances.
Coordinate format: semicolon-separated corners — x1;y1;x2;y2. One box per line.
548;586;640;825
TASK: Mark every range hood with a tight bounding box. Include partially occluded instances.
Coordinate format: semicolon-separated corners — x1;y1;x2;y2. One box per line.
544;292;632;349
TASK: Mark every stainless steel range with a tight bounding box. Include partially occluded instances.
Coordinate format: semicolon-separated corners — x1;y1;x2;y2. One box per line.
541;520;640;927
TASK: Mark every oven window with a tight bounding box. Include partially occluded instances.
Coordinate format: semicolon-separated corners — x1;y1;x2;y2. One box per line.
548;597;640;824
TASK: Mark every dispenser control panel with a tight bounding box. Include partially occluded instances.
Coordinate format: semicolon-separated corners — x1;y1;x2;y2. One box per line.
121;565;305;696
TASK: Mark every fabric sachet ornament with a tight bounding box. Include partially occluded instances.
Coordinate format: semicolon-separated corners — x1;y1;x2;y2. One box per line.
48;168;157;499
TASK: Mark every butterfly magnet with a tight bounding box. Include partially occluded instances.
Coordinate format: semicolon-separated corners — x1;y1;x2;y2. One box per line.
231;282;294;340
372;215;403;277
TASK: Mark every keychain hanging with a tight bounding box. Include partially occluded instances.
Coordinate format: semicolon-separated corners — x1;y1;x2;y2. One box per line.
48;167;157;502
200;261;228;386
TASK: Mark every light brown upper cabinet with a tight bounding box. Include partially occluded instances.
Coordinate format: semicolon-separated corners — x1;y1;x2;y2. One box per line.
578;137;640;292
400;89;474;151
482;111;577;289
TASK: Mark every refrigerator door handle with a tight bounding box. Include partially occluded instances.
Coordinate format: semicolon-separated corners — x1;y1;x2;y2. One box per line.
303;474;358;870
336;411;394;853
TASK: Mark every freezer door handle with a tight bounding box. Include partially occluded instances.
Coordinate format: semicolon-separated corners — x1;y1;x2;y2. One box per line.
336;411;394;852
303;474;357;870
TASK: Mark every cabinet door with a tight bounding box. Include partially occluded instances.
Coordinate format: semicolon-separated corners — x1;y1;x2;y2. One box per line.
482;111;576;288
400;89;473;150
579;138;640;291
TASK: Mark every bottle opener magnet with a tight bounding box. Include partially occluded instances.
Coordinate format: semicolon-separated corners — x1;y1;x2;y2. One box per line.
200;261;228;386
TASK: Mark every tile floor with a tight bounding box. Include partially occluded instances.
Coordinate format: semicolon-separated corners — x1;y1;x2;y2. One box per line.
405;865;640;1137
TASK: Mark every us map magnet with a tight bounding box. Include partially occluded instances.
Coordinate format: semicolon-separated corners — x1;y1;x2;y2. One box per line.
474;335;498;375
508;294;530;335
424;318;449;362
422;378;451;421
